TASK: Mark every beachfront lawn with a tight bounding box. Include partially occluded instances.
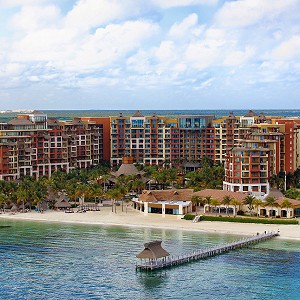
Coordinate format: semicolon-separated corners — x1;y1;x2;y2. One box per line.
183;214;299;225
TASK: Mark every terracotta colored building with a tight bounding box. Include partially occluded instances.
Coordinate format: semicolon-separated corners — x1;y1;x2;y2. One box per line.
0;111;109;180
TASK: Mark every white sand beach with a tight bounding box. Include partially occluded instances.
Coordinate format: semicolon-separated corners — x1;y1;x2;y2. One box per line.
1;206;300;241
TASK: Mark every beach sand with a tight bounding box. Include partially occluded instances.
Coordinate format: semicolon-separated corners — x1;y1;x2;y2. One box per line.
1;206;299;241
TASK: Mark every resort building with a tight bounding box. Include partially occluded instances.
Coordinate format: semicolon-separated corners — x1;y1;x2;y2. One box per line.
133;188;300;218
0;111;106;179
110;111;167;166
1;109;300;190
258;197;300;218
110;111;215;167
223;146;271;198
133;189;193;216
222;113;300;198
213;112;240;165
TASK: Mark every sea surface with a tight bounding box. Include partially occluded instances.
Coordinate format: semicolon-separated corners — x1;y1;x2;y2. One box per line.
1;109;300;122
0;219;299;300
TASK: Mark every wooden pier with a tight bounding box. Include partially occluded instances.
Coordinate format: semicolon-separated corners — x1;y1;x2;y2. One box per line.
136;231;279;271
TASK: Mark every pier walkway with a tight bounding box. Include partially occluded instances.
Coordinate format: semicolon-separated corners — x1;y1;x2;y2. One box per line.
136;231;279;271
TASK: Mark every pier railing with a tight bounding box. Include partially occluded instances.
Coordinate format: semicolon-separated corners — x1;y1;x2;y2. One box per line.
136;231;279;271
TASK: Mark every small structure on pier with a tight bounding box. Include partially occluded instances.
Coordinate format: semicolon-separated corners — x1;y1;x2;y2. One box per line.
136;241;170;265
136;231;280;271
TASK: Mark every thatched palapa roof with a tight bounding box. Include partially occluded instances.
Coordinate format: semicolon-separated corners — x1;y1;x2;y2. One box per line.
112;163;144;177
8;118;33;126
244;110;257;117
267;189;284;199
194;189;246;202
132;110;144;117
139;189;194;202
136;241;170;259
54;193;71;208
275;197;300;208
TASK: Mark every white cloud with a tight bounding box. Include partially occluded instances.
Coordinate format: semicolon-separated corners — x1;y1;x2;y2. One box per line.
154;41;176;62
215;0;299;28
28;75;40;82
10;27;80;62
172;63;187;75
10;19;159;73
0;63;24;77
64;0;134;32
126;50;153;73
77;76;119;87
151;0;218;9
0;0;48;8
11;5;60;31
185;41;220;69
256;60;291;83
69;20;159;71
169;13;200;39
194;77;215;90
223;46;255;66
269;36;300;60
0;0;300;108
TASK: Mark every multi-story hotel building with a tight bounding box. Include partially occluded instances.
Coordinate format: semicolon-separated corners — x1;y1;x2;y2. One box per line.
110;111;214;167
213;112;240;165
0;111;107;180
223;113;300;198
1;109;300;198
223;146;271;198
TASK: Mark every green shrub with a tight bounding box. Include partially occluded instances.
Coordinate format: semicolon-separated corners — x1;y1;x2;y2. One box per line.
183;214;195;220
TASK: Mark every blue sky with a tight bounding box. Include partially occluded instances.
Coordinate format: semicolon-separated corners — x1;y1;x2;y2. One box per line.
0;0;299;110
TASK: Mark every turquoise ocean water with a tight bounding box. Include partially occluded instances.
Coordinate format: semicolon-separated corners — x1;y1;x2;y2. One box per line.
1;109;300;122
0;219;299;300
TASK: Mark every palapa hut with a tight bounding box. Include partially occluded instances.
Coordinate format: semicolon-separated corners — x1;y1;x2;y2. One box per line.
10;203;18;213
110;156;147;182
54;193;71;211
136;241;170;264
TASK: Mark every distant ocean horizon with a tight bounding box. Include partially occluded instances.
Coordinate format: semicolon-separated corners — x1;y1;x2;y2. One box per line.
1;109;300;122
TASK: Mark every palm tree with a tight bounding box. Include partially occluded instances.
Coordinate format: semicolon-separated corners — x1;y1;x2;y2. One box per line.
106;188;122;213
265;196;277;218
280;199;293;218
117;185;127;212
75;183;89;207
15;189;27;212
153;169;168;189
203;195;212;214
222;195;232;215
0;193;8;213
16;176;36;212
230;198;241;217
210;198;220;216
270;173;285;190
243;195;256;216
191;195;201;215
284;188;300;200
204;195;212;205
252;198;263;217
167;168;178;188
132;179;145;194
99;174;110;192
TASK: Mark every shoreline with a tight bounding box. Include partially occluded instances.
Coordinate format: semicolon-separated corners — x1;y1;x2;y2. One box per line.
1;207;300;241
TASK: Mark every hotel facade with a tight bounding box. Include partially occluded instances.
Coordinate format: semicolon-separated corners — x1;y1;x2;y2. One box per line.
1;110;300;198
0;111;109;180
